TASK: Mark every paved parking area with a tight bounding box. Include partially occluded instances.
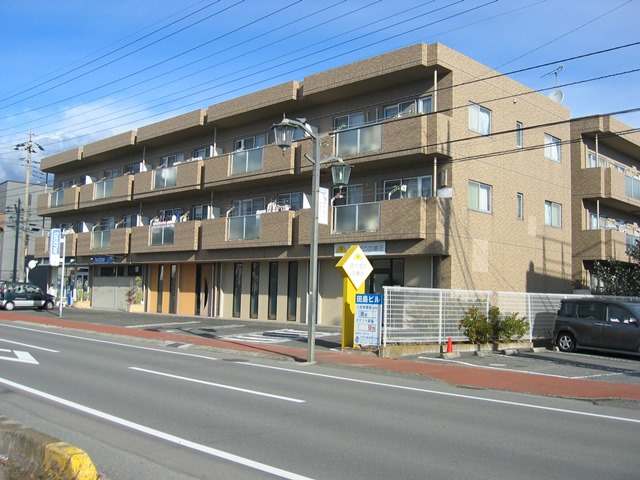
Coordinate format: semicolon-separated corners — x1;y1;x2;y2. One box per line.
417;349;640;386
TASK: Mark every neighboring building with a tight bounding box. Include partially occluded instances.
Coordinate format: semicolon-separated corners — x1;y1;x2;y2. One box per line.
35;42;576;324
0;180;49;283
570;115;640;292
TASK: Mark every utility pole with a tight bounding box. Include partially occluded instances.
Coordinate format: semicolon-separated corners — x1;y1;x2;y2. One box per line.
12;199;21;282
14;133;44;282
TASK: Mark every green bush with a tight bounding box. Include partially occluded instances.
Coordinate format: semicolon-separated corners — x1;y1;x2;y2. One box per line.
459;306;528;344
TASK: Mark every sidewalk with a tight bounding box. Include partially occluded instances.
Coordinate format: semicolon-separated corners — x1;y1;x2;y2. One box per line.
3;309;640;402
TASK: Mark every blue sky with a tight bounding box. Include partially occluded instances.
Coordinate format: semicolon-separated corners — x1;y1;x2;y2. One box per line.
0;0;638;183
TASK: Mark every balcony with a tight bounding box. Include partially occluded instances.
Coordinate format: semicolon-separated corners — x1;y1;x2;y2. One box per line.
574;228;632;263
76;228;131;257
201;210;294;249
298;197;434;245
79;175;134;210
129;220;200;253
132;159;203;200
34;233;78;260
203;145;295;188
575;167;640;212
37;186;81;216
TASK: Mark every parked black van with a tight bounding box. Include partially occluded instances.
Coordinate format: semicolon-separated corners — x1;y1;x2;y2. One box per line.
0;281;55;311
553;298;640;355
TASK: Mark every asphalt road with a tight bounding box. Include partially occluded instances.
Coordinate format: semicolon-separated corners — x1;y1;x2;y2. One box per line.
1;317;639;479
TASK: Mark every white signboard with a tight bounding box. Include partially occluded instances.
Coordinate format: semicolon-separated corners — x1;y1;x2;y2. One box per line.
49;228;61;267
355;294;382;346
318;187;329;225
340;245;373;289
334;241;386;256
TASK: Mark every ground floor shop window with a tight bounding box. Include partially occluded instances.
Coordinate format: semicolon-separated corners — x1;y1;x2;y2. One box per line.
233;263;242;317
368;259;404;293
156;265;164;313
287;262;298;321
268;262;278;320
250;262;260;319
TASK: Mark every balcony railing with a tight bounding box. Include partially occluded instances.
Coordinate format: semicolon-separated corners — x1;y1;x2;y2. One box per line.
334;202;381;233
336;124;382;157
95;179;114;199
228;215;260;240
153;166;178;190
92;230;111;249
231;148;263;176
150;223;174;245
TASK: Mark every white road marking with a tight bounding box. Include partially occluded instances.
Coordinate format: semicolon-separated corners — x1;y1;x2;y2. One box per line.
130;367;305;403
0;349;38;364
0;323;218;360
125;321;202;328
417;356;573;378
0;338;58;352
0;377;314;480
242;363;640;425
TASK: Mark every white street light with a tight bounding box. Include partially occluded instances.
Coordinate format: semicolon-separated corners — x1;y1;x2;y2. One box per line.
272;117;351;362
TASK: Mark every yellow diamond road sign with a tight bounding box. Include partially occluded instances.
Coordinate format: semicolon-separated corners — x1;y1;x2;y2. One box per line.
335;245;373;289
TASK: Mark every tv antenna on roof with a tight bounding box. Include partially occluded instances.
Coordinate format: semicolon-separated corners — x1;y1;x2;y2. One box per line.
541;64;564;103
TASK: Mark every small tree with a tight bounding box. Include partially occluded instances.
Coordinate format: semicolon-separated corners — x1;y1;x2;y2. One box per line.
592;241;640;296
459;306;529;344
126;276;144;305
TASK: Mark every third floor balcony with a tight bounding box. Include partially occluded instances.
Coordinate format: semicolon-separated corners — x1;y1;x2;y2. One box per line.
133;159;203;200
79;175;134;211
576;166;640;212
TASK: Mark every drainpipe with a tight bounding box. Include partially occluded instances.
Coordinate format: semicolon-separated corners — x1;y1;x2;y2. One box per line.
433;69;438;112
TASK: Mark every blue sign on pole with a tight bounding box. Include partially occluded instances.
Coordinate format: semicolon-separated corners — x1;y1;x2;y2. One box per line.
49;228;61;267
354;294;383;346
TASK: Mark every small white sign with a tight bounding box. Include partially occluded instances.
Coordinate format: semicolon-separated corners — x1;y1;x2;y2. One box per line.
334;241;386;256
318;187;329;225
340;246;373;289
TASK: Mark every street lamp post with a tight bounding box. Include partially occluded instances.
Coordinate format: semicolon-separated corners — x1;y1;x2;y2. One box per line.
273;117;351;363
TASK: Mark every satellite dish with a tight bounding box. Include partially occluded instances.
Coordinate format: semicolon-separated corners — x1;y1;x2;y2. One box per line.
548;89;564;104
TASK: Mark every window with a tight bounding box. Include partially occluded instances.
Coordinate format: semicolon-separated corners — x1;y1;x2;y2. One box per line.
277;192;306;211
103;168;119;179
468;181;492;213
154;208;182;223
384;101;416;119
122;214;148;228
50;190;64;207
230;197;265;217
95;178;113;200
335;124;382;156
193;146;211;159
516;122;523;148
160;153;184;166
332;185;363;206
287;262;298;321
124;163;140;175
191;204;210;221
58;179;75;189
544;200;562;227
516;193;524;220
383;176;432;200
250;262;260;319
268;262;278;320
233;263;242;317
333;112;365;130
544;134;561;162
156;265;164;313
587;151;608;168
231;147;263;175
234;134;266;152
468;103;491;135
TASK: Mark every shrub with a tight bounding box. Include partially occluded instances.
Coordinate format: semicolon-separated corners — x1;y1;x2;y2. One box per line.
459;306;528;344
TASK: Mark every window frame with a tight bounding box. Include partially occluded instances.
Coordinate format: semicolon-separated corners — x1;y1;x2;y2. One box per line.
516;122;523;148
468;180;492;214
544;200;562;228
516;192;524;220
544;134;561;162
468;103;492;135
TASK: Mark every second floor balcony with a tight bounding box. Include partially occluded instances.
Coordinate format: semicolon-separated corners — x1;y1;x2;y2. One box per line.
79;175;134;210
133;159;203;200
76;227;131;257
34;232;78;260
576;165;640;212
130;220;200;254
574;228;634;263
201;210;295;249
37;186;81;216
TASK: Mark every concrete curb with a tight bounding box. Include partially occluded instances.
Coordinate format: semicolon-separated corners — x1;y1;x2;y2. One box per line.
0;416;99;480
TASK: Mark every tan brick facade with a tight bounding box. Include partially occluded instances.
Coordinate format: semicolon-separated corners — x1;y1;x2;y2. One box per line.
37;42;629;324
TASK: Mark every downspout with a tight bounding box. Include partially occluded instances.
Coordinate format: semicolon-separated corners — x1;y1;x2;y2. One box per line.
433;69;438;112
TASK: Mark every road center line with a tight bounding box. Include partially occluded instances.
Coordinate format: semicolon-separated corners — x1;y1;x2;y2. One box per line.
0;377;313;480
242;363;640;425
0;338;58;352
129;367;305;403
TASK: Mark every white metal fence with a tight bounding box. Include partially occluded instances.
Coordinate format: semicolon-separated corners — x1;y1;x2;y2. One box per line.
381;287;572;346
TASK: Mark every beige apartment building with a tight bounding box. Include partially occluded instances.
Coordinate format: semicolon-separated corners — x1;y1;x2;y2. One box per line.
35;42;577;325
570;115;640;291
